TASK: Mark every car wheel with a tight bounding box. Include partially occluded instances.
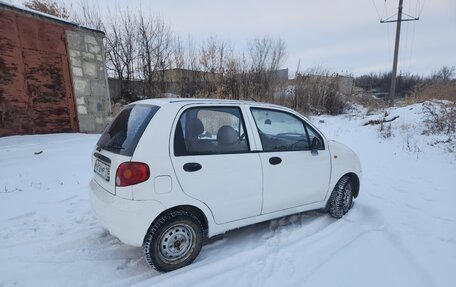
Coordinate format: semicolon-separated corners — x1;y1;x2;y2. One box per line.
143;210;203;272
328;176;354;219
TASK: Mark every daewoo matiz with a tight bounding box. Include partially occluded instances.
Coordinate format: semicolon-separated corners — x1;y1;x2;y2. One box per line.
90;98;362;272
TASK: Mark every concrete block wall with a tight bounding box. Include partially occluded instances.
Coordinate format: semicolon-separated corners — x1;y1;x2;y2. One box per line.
337;76;354;95
66;30;111;133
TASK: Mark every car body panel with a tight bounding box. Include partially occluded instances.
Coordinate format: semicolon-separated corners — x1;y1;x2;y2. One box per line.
259;149;331;214
171;153;263;224
326;140;362;199
89;179;165;247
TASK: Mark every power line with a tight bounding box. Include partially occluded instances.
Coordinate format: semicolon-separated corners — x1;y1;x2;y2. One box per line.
408;21;417;73
418;0;427;18
371;0;382;21
386;19;392;64
404;21;410;72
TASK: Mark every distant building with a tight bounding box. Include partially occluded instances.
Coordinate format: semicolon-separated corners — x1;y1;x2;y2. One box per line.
0;2;111;136
291;73;354;95
272;68;289;82
336;75;354;95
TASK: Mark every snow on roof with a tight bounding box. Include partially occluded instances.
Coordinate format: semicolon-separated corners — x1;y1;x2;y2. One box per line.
0;0;104;35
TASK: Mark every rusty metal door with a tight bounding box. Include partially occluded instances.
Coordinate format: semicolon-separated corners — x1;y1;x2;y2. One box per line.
0;9;78;136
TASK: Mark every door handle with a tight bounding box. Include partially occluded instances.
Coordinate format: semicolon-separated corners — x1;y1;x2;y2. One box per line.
183;162;202;172
269;157;282;165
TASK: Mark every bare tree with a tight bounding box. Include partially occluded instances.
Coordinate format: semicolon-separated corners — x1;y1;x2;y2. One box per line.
102;14;136;77
432;66;455;82
197;37;234;97
184;38;201;97
173;36;185;70
248;36;287;101
70;0;104;30
137;13;173;97
222;57;242;99
68;3;296;107
153;17;174;94
199;37;231;74
118;10;137;81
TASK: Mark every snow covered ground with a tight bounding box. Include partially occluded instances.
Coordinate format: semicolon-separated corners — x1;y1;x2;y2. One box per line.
1;102;455;287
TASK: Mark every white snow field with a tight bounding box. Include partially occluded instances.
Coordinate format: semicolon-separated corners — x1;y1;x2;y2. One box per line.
1;102;455;287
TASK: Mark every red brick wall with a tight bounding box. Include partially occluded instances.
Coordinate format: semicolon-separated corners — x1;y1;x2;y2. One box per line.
0;9;78;136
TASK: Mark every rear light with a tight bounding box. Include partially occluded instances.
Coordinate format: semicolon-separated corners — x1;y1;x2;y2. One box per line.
116;162;150;187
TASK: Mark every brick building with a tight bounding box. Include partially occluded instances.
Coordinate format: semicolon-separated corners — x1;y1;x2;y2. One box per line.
0;2;111;136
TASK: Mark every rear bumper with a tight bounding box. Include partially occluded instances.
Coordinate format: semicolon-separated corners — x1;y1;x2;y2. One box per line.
89;179;165;247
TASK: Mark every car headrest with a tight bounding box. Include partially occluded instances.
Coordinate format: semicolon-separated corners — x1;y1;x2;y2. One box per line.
217;125;238;146
187;118;204;138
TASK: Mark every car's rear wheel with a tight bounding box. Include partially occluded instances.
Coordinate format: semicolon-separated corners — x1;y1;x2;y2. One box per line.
328;175;354;218
143;210;203;272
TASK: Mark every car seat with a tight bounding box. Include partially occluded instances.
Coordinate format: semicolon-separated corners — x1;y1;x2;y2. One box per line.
186;118;213;154
217;125;247;153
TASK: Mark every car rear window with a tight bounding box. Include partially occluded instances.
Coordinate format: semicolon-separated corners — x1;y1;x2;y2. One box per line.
97;104;159;156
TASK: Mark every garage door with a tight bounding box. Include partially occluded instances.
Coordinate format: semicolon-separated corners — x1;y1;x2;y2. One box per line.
0;10;78;136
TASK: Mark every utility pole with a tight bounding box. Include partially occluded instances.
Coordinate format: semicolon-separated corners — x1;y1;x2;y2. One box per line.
389;0;403;104
381;0;419;104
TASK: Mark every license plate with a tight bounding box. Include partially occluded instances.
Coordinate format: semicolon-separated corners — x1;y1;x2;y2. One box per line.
94;159;110;181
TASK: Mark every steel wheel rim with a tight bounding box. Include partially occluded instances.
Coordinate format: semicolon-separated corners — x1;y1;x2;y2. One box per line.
342;182;353;213
159;223;194;263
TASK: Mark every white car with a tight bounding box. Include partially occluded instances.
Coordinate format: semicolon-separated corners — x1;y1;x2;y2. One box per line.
90;98;361;272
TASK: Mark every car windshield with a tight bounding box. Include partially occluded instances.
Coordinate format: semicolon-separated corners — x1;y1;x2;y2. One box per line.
97;104;159;156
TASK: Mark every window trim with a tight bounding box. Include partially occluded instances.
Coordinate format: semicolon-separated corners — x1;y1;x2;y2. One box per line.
303;121;325;151
173;105;252;157
249;107;325;152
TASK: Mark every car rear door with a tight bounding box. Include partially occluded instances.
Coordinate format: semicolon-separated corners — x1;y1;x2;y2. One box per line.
248;107;331;214
170;105;263;224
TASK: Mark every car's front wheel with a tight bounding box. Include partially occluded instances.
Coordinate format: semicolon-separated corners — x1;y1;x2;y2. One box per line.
328;175;354;218
143;210;203;272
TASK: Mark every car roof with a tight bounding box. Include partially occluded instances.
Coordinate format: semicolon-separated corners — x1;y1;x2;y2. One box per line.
133;98;284;109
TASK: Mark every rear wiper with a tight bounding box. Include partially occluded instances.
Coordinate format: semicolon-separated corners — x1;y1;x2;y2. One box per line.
97;143;124;151
96;144;104;152
105;144;125;150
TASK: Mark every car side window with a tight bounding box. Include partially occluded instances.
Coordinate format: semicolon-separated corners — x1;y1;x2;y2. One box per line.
174;107;249;156
250;108;323;152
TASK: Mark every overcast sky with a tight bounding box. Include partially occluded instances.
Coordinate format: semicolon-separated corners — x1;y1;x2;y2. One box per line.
10;0;456;76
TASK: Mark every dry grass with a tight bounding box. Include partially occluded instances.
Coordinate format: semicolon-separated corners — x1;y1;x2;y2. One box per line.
348;94;389;115
406;81;456;104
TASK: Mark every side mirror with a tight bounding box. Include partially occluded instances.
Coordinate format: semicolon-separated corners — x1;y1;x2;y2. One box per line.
264;119;271;125
311;137;322;150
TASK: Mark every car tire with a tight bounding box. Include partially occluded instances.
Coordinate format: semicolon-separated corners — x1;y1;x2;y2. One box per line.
328;175;354;219
143;210;203;272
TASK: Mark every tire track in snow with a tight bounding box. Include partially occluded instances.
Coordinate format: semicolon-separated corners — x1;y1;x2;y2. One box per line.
133;212;336;287
293;204;437;287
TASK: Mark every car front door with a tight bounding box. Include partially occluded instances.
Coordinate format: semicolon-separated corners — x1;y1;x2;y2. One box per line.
171;105;263;224
249;107;331;214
